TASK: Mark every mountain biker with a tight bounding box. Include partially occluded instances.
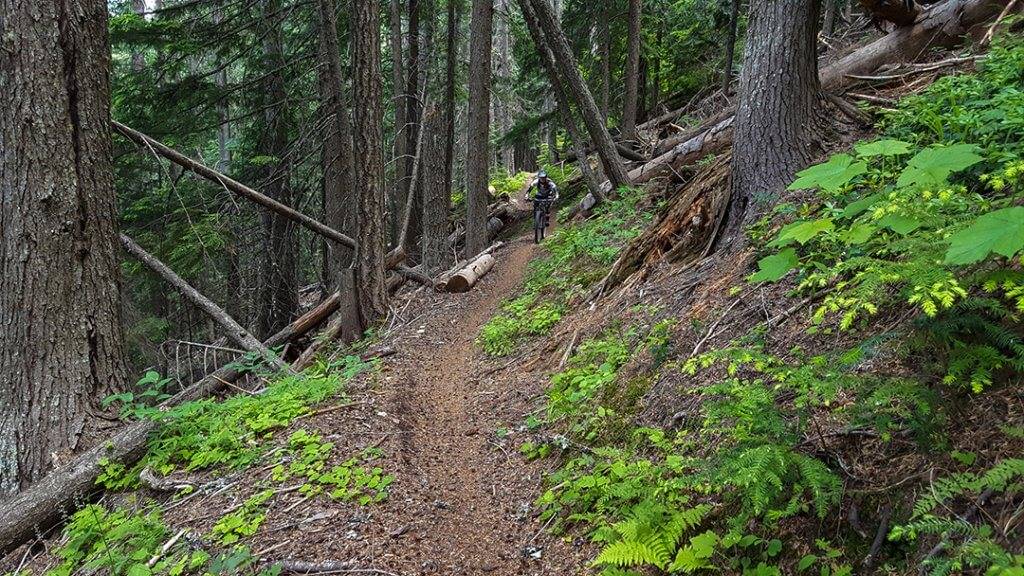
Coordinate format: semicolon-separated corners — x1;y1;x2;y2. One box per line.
527;171;559;204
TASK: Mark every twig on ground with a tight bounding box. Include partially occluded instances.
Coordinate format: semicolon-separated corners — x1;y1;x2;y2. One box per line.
981;0;1018;46
863;505;892;568
147;528;187;567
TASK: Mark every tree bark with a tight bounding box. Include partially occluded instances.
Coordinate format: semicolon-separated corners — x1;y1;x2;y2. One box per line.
620;0;642;142
352;0;390;326
0;297;339;556
520;0;631;189
823;0;842;35
402;0;423;245
120;235;288;371
443;253;496;292
722;0;741;93
317;0;356;288
256;0;298;338
465;0;494;255
599;17;610;119
421;105;452;273
389;0;409;243
0;0;129;494
729;0;823;229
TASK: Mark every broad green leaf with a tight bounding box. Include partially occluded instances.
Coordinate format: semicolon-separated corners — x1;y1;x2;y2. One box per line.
842;223;875;244
838;193;883;219
944;206;1024;265
896;144;983;188
798;555;818;571
877;214;921;235
788;154;868;193
769;218;835;247
748;248;799;283
854;139;912;157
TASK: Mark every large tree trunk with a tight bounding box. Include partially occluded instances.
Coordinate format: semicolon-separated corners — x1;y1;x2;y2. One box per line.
0;0;129;495
599;17;610;119
256;0;298;338
729;0;823;229
520;0;631;189
317;0;356;288
620;0;642;142
465;0;493;255
0;297;339;556
421;105;451;274
389;0;408;243
403;0;423;246
352;0;390;325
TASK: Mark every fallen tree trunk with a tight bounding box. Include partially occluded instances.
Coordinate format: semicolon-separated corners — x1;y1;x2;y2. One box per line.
441;253;497;292
0;294;339;557
561;142;648;163
120;234;288;372
113;121;412;275
448;201;527;248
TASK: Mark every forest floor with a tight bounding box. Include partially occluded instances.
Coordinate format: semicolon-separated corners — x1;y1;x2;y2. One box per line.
168;189;588;575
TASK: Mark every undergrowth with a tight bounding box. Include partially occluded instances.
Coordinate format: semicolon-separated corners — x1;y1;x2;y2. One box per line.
527;35;1024;575
478;188;652;356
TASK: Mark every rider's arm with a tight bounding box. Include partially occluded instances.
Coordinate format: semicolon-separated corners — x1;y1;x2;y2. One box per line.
551;182;559;200
526;179;538;199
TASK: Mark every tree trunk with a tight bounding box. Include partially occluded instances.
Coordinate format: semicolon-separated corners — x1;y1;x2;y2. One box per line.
520;0;604;198
352;0;390;325
620;0;642;142
730;0;823;229
599;17;610;119
823;0;842;35
256;0;298;338
465;0;493;255
0;296;339;556
0;0;129;495
317;0;356;288
421;105;451;273
722;0;741;93
389;0;408;243
443;0;459;203
521;0;631;189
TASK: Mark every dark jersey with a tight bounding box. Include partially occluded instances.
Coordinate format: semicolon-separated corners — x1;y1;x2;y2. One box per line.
531;178;558;200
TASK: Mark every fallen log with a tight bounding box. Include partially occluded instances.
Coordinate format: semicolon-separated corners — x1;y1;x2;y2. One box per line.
447;201;527;248
120;234;288;372
633;0;1004;187
0;295;338;557
113;121;411;274
435;241;505;289
442;253;497;293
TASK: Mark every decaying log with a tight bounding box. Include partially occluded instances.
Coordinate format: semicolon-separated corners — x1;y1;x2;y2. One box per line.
442;253;497;293
0;296;338;557
448;201;527;248
435;241;504;288
120;234;288;372
602;154;732;291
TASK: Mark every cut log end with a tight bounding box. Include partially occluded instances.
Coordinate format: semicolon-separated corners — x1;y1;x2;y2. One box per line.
443;253;497;292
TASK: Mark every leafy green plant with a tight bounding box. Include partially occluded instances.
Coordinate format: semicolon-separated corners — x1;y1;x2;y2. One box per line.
272;429;393;504
212;489;273;545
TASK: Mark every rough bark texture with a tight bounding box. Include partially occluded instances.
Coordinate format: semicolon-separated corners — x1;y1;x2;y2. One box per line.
521;0;631;189
0;0;129;494
620;0;642;142
403;0;424;245
465;0;493;255
599;18;610;119
256;0;298;338
318;0;356;287
389;0;408;242
0;298;339;555
352;0;390;325
421;105;451;274
730;0;823;226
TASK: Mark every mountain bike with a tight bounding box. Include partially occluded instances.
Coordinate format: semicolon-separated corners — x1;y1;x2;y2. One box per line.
530;198;554;244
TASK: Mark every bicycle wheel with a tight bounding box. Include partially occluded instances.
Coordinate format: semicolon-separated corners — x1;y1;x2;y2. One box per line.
534;209;543;244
